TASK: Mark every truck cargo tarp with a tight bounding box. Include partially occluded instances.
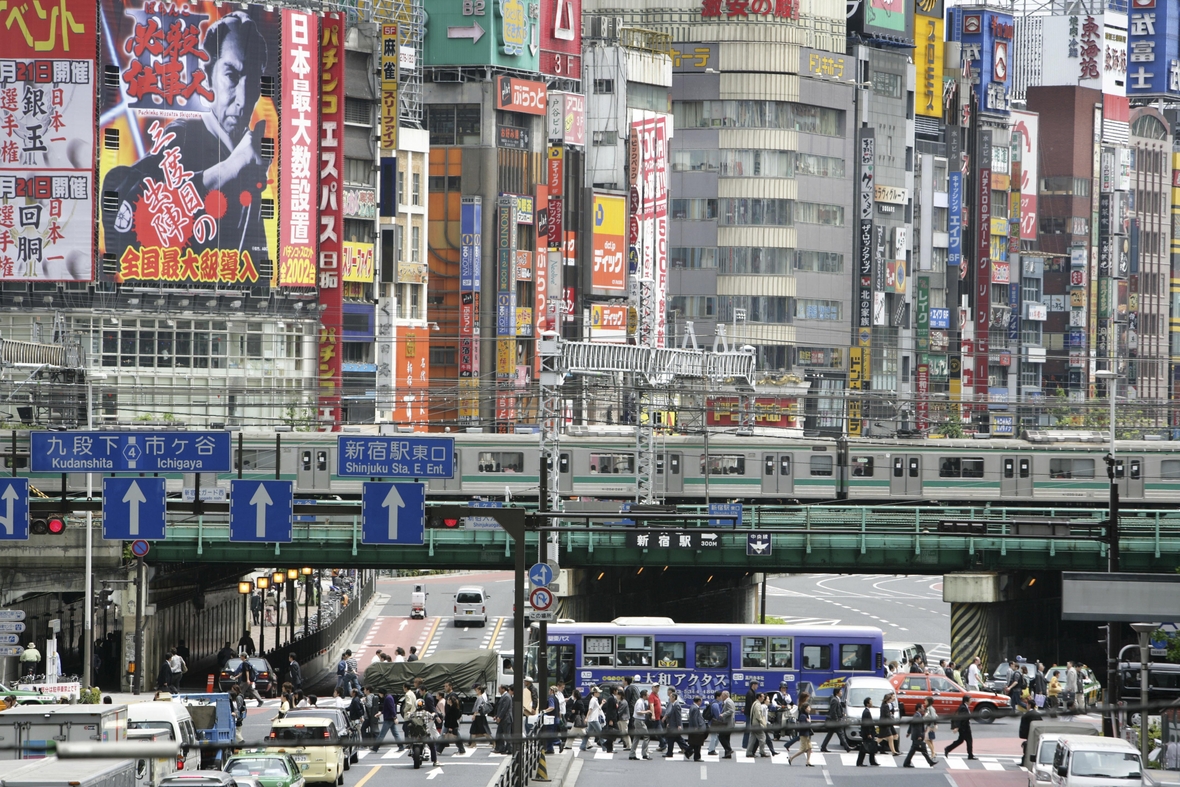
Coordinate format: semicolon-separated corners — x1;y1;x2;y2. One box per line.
363;649;498;696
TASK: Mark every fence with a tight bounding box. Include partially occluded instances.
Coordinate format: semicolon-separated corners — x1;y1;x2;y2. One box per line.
261;572;374;666
489;728;543;787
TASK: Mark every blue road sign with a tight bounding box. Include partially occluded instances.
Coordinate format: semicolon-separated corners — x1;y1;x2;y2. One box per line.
747;533;773;557
361;482;426;545
102;478;167;541
229;480;293;543
708;502;743;527
31;431;232;473
337;436;455;478
529;562;554;588
0;478;29;541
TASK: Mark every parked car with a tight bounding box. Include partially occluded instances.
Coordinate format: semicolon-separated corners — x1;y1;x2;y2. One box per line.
889;671;1010;723
0;687;57;706
1049;735;1145;787
217;658;279;697
158;772;239;787
223;751;306;787
843;676;897;743
283;708;359;764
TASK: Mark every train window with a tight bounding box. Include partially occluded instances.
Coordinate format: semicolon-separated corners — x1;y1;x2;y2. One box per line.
851;457;874;477
780;456;791;476
909;458;919;477
1003;459;1014;479
670;455;681;475
962;458;983;478
591;453;635;474
810;455;834;476
1130;460;1141;480
316;451;328;472
840;644;871;670
1020;458;1030;478
742;637;767;668
656;456;665;475
583;636;614;666
1162;460;1180;480
656;641;686;668
769;637;794;668
477;451;525;473
695;643;729;668
616;635;653;667
701;455;746;475
893;457;904;477
1050;458;1095;479
802;645;831;670
939;457;983;478
301;450;312;471
765;456;775;476
559;453;570;473
2;456;27;469
237;450;276;472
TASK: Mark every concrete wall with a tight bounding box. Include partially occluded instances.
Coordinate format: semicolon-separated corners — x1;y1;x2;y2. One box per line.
560;567;758;623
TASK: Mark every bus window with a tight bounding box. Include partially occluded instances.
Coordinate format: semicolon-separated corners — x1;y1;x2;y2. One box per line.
742;637;768;668
802;645;831;670
656;641;686;668
547;645;576;685
617;635;653;667
769;637;793;668
584;636;615;666
695;643;729;669
839;644;871;670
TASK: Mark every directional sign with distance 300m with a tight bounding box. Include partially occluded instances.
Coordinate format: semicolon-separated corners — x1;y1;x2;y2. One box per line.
336;436;455;478
31;431;232;473
102;478;167;541
0;478;29;541
361;482;426;545
229;480;293;543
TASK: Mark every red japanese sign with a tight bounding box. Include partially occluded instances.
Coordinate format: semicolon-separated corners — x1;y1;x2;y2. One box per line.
318;12;345;430
395;326;429;425
707;397;799;428
0;0;96;281
496;76;547;115
98;0;280;285
701;0;799;20
280;9;317;287
540;0;582;79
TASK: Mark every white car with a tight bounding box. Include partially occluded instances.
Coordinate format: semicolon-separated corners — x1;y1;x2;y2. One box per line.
454;586;489;627
843;676;896;743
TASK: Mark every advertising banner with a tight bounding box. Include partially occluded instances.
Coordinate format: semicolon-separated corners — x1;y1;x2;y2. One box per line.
280;9;318;287
547;92;586;146
98;0;280;285
976;130;993;373
343;187;377;219
590;304;628;342
918;17;945;118
422;0;538;71
381;24;398;151
1012;111;1039;241
395;326;429;424
540;0;582;78
591;193;626;291
0;0;96;281
707;397;799;429
496;76;547;115
848;347;865;437
318;12;346;429
858;130;875;342
342;241;374;282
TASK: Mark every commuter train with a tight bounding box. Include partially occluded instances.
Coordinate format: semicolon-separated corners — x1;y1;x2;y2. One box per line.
10;427;1180;505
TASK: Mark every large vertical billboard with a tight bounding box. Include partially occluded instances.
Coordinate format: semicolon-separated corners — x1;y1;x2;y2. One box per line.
459;197;481;423
0;0;96;281
1127;0;1180;98
1011;110;1039;242
380;24;399;152
98;0;280;285
318;12;345;429
1040;13;1127;96
395;326;429;425
592;193;626;292
948;7;1013;115
280;9;317;287
540;0;582;79
849;0;913;42
628;114;669;347
916;17;945;118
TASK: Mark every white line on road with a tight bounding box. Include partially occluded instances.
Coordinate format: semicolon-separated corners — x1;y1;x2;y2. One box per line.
399;620;408;630
425;767;444;779
700;765;707;780
945;774;962;787
822;768;834;785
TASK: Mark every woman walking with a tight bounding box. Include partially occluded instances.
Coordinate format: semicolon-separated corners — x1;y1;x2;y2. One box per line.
788;695;815;766
880;692;900;755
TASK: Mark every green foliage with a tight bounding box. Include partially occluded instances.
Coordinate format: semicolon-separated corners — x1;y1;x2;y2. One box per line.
1152;628;1180;663
79;686;102;704
937;419;965;439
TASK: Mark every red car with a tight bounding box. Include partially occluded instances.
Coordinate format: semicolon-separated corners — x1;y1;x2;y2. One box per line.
888;672;1010;723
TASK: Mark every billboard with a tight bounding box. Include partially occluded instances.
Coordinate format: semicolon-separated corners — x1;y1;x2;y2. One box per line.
279;9;318;287
342;242;375;282
1011;110;1039;242
591;193;626;291
395;326;429;425
319;12;345;429
917;17;945;118
98;0;280;285
1040;13;1128;96
1128;0;1180;97
381;25;399;152
497;76;547;116
540;0;582;79
424;3;538;72
0;0;96;281
629;114;669;346
590;304;628;342
849;0;913;42
948;7;1013;115
547;92;586;146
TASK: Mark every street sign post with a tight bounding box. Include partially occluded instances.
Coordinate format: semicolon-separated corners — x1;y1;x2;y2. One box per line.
0;610;27;621
0;478;29;540
102;478;167;540
709;502;743;527
0;622;26;633
229;480;293;543
0;634;20;645
336;436;455;478
528;609;556;622
130;540;151;557
31;431;232;473
361;482;426;545
528;562;554;588
747;533;773;556
0;646;24;657
529;587;554;611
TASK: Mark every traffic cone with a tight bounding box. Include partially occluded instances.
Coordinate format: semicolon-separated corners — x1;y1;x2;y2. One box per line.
534;748;550;781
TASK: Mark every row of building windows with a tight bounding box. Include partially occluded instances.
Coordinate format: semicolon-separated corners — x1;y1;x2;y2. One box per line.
670;149;845;178
97;322;305;369
669;199;843;226
672;101;842;136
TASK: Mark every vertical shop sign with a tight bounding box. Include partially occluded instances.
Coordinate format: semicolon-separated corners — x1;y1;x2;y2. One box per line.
318;12;345;429
381;24;399;151
280;9;318;287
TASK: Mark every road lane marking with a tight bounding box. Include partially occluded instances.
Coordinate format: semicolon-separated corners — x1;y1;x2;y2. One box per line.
418;615;442;654
700;765;707;780
946;756;969;770
485;615;506;649
982;761;1005;770
822;768;833;785
351;766;381;787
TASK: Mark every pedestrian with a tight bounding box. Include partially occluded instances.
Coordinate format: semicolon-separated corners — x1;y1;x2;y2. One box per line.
623;675;640;739
287;653;303;691
156;652;173;693
441;692;466;754
344;650;360;693
717;690;736;758
521;677;537;734
902;703;937;767
394;647;406;662
370;649;384;666
371;688;405;751
741;680;759;749
408;699;440;766
232;652;263;707
494;685;514;754
470;685;493;745
1004;661;1024;709
967;657;983;690
542;686;560;754
788;695;815;766
1047;673;1062;710
250;591;262;625
663;689;686;757
649;683;663;751
770;681;793;740
745;692;771;757
615;687;633;752
554;681;569;750
686;696;708;761
879;692;900;755
407;646;419;662
228;684;246;742
602;684;620;751
1032;662;1048;710
360;686;379;739
166;648;184;692
581;686;603;752
237;630;255;657
630;689;652;759
944;696;974;759
334;652;349;693
705;690;723;755
216;642;236;669
762;694;778;755
855;697;879;766
820;685;851;752
278;684;292;719
923;696;939;763
1065;661;1078;710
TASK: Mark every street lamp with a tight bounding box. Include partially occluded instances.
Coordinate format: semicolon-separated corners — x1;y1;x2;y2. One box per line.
1095;368;1119;738
286;570;299;643
256;576;269;655
272;572;285;649
237;581;253;637
301;568;313;637
1130;622;1157;765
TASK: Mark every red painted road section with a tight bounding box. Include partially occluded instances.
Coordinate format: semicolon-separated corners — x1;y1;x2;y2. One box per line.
947;770;1031;787
353;614;433;676
969;736;1024;756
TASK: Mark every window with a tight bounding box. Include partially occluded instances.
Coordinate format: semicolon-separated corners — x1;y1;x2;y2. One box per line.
719;247;793;275
626;82;669;113
700;454;746;475
802;644;831;670
718;296;789;324
769;637;793;668
742;637;767;667
839;644;871;670
476;451;525;473
810;455;834;476
795;251;844;273
718;149;795;177
672;100;841;136
939;457;984;478
1050;458;1095;479
670;149;721;172
670;247;718;269
719;198;792;226
412;173;421;205
872;71;903;98
794;202;844;226
411;226;421;262
656;642;686;668
695;643;729;669
794;299;842;321
670;198;719;220
851;456;874;477
429;346;457;366
795;153;845;178
343;157;374;186
902;676;928;691
930;676;959;692
344;96;372;125
428;175;461;192
1039;177;1091;197
1161;459;1180;480
593;79;615;94
426;104;481;145
616;635;653;667
670;296;715;318
584;636;614;666
589;453;634;474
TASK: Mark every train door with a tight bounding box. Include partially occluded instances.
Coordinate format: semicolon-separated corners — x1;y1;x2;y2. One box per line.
1000;456;1032;498
664;452;683;495
889;455;922;496
442;450;463;491
558;451;572;493
760;454;794;495
1120;456;1144;500
296;445;333;491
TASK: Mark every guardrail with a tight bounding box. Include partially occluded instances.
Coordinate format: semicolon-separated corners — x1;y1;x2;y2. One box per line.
261;574;374;665
489;727;543;787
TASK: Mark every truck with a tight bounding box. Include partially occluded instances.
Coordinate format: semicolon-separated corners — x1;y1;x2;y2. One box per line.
0;705;128;759
362;649;512;713
0;757;136;787
171;693;235;769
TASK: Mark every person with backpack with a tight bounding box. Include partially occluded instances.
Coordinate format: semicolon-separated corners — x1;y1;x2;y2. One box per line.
406;699;439;767
470;685;492;746
1004;660;1024;709
228;684;247;741
232;653;263;706
334;652;350;694
623;675;640;738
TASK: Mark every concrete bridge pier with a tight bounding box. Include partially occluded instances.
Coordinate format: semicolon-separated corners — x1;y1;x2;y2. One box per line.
559;568;759;623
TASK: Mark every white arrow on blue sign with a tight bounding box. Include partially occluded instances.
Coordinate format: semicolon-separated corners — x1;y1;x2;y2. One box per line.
229;480;293;543
746;533;773;556
529;562;554;588
361;482;425;545
0;478;29;541
102;478;167;540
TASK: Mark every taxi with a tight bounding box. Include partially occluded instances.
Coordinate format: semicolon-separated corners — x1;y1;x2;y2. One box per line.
889;671;1010;723
265;718;345;786
223;751;306;787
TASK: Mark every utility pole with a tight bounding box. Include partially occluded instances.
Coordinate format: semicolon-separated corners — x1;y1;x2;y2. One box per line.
133;554;145;695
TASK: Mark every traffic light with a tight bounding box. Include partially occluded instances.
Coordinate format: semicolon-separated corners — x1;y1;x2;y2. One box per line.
31;515;66;535
427;505;466;529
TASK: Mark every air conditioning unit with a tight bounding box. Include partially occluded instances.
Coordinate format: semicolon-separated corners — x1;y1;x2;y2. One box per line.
988;375;999;387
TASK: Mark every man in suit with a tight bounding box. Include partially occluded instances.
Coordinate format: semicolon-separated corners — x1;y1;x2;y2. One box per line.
944;697;975;759
903;705;937;767
856;697;879;766
494;685;514;754
663;689;687;757
821;686;851;752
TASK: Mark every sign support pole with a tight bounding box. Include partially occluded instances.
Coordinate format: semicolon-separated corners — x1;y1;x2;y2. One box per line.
537;458;549;704
133;554;145;695
83;383;93;690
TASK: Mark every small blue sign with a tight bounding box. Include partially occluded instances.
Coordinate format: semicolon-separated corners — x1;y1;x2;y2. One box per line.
465;500;503;530
361;482;426;545
708;503;743;527
929;308;950;330
229;480;293;543
102;478;167;541
0;478;29;541
337;436;455;478
529;562;554;588
31;431;232;473
747;533;773;557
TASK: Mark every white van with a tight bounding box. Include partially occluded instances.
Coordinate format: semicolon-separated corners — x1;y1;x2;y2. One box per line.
1050;736;1144;787
454;586;489;627
126;697;200;773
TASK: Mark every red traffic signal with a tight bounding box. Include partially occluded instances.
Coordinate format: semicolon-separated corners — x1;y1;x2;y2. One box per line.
31;516;66;535
427;506;467;529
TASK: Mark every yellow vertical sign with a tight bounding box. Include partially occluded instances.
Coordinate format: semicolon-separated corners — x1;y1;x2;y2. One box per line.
381;25;399;151
848;347;864;437
917;18;944;119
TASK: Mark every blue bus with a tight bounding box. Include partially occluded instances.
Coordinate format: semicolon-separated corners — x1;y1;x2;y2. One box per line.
527;617;884;714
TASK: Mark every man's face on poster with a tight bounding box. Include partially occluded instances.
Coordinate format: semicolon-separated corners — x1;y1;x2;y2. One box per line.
207;28;262;143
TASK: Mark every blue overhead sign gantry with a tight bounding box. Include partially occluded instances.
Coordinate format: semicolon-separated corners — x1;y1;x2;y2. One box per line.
30;431;232;473
336;436;455;478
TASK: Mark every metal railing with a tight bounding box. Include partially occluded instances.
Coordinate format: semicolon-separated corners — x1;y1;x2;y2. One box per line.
260;573;374;665
489;727;543;787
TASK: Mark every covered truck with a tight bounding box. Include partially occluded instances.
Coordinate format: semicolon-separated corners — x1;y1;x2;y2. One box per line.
362;649;507;713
